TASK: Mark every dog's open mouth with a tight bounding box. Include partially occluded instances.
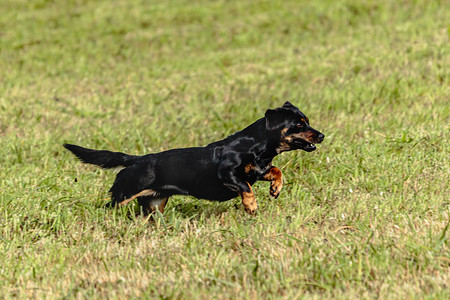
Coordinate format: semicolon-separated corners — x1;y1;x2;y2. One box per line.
293;140;317;152
304;143;316;152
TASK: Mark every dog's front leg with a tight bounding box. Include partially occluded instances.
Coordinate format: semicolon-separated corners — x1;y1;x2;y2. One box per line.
222;177;258;215
240;182;257;215
218;157;258;214
262;166;283;198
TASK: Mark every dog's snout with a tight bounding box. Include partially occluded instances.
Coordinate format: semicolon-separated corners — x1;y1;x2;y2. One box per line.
317;133;325;142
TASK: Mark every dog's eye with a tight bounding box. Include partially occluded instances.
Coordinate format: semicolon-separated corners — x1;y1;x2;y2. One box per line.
296;123;303;128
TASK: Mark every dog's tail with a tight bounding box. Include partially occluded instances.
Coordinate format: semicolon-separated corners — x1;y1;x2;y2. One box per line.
63;144;140;169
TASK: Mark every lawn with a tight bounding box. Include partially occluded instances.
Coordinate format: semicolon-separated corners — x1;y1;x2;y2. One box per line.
0;0;448;298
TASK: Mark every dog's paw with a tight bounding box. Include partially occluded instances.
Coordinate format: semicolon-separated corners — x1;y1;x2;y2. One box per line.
244;203;258;215
242;195;258;215
269;180;283;199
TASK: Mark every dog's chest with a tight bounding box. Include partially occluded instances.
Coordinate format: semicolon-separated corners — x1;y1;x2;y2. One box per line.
243;158;272;178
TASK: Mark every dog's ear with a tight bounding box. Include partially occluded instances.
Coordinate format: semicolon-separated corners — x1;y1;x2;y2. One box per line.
282;101;295;108
266;102;296;130
265;109;285;131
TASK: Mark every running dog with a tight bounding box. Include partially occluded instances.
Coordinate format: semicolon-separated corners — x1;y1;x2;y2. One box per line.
64;101;324;215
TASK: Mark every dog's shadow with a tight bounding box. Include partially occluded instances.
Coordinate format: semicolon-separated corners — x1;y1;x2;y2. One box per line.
170;200;239;219
96;197;239;222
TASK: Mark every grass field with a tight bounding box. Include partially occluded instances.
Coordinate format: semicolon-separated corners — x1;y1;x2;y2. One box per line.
0;0;449;298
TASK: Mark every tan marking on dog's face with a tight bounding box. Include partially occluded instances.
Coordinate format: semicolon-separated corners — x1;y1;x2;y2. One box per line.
282;132;315;144
297;131;316;143
276;128;291;153
276;126;321;153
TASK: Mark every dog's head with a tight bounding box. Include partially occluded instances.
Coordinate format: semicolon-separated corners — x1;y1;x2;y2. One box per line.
265;101;324;153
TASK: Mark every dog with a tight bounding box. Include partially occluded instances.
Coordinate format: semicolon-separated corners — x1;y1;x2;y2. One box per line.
64;101;324;215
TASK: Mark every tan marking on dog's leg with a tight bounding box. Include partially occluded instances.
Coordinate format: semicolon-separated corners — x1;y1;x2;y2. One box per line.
118;189;158;206
263;166;283;198
149;197;168;214
137;197;169;223
241;182;257;215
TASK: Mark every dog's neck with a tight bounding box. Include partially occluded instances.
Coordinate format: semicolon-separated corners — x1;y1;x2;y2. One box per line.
212;118;284;161
241;118;283;160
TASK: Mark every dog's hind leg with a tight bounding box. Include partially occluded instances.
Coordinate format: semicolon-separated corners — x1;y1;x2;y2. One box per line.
137;196;169;216
107;163;157;207
118;189;159;206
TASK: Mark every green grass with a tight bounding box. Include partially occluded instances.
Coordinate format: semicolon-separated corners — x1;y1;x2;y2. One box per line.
0;0;449;298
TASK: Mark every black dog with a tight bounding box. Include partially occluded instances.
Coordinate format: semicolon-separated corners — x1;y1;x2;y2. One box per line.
64;102;324;215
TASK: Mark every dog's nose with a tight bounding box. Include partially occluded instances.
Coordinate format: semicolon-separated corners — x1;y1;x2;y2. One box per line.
317;133;325;142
